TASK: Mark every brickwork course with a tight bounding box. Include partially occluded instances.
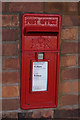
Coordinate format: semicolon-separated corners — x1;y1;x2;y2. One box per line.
2;2;80;119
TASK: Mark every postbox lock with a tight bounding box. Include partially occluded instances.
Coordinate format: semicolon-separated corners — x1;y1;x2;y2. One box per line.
38;53;44;60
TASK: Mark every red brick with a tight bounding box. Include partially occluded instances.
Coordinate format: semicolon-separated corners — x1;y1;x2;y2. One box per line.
0;15;1;26
61;68;78;80
2;15;19;27
63;2;78;12
44;2;78;13
59;82;71;95
61;28;78;40
2;112;18;119
2;2;6;12
62;15;78;26
0;99;2;111
2;44;18;56
9;2;43;12
18;43;19;49
2;72;19;84
59;95;78;107
79;16;80;26
54;109;79;118
79;29;80;38
60;55;76;67
2;99;19;110
0;44;2;55
2;29;20;41
79;95;80;105
0;73;2;84
79;2;80;15
2;85;19;97
32;110;54;118
3;58;19;70
78;56;80;66
79;43;80;53
44;2;63;12
61;42;78;54
72;81;79;93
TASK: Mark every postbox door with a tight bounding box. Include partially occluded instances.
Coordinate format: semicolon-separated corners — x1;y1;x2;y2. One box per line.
21;51;58;109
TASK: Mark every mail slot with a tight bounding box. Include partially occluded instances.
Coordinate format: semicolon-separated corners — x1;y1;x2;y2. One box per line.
21;14;61;110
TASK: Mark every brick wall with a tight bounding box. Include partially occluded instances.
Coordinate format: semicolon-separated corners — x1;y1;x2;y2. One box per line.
2;2;79;119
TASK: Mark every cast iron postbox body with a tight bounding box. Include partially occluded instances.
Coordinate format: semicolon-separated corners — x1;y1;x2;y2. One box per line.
21;14;61;110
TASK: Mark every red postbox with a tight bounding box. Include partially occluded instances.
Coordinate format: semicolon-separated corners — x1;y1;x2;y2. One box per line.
21;14;61;110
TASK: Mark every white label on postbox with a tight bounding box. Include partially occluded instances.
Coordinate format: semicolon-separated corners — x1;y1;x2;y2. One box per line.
32;62;48;91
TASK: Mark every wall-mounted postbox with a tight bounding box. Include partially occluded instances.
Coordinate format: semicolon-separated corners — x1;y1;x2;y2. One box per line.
21;14;61;110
